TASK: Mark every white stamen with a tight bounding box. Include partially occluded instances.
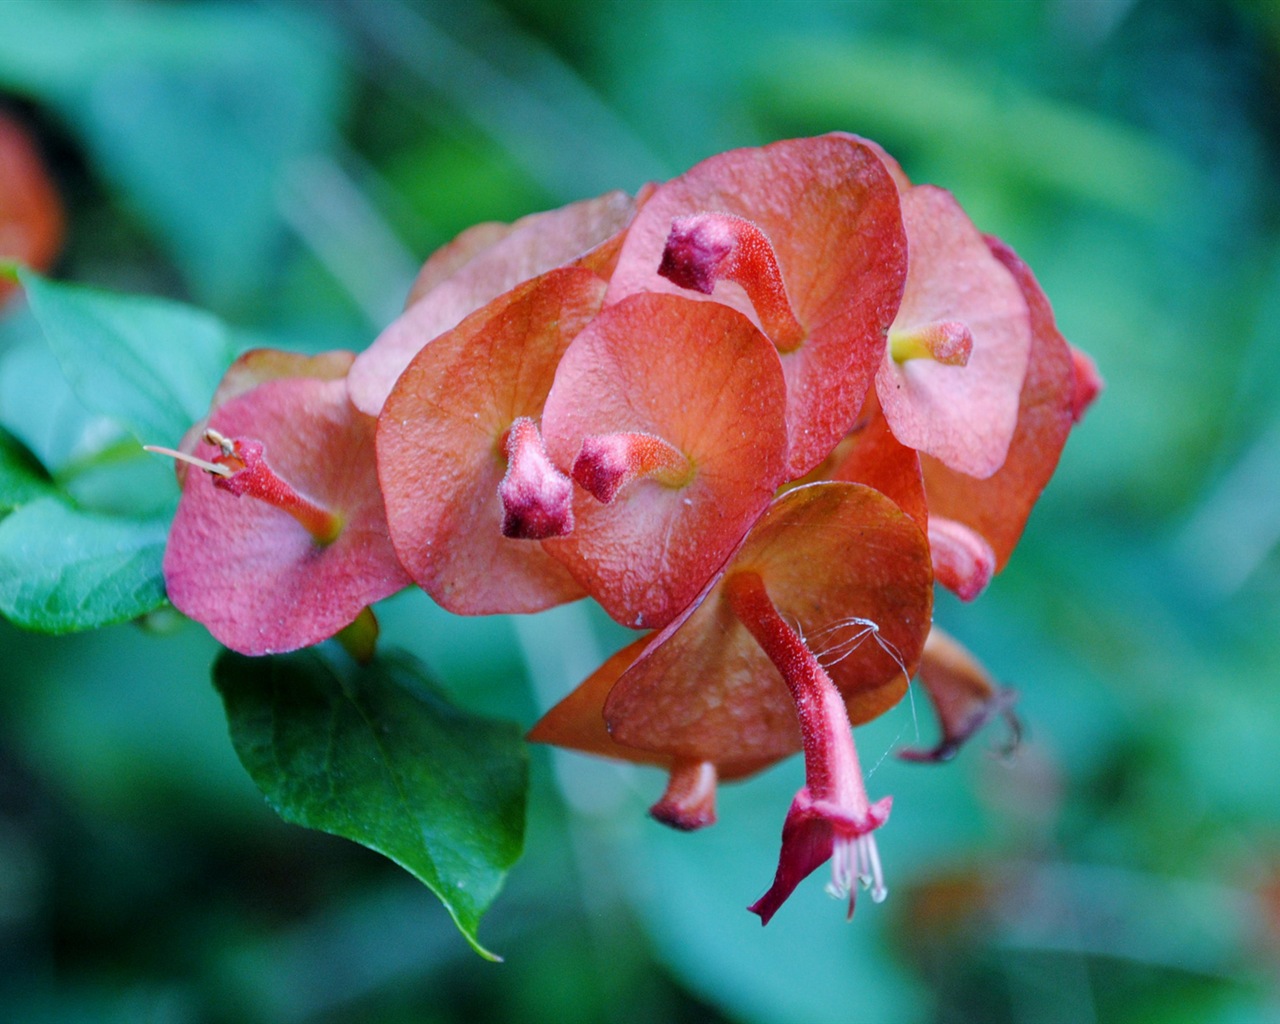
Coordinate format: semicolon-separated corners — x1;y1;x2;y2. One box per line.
863;833;888;903
825;833;888;910
142;445;233;477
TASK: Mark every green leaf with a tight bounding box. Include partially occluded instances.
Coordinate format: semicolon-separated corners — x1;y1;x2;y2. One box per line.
0;497;168;631
17;269;236;446
213;648;528;960
0;426;56;511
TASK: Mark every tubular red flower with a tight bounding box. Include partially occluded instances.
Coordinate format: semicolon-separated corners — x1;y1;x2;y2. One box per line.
658;213;806;351
202;431;344;545
725;571;892;923
572;431;693;504
927;516;997;602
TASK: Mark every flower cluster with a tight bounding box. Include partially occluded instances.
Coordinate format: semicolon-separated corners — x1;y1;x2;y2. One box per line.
156;134;1100;923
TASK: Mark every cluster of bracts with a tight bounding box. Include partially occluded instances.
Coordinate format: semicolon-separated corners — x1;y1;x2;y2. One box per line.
157;134;1101;923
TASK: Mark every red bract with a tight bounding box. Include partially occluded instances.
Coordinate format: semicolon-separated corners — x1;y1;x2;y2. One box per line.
348;190;637;415
920;237;1091;570
376;267;606;615
0;114;63;305
540;293;789;629
877;185;1032;479
823;391;928;532
162;371;409;655
606;134;907;478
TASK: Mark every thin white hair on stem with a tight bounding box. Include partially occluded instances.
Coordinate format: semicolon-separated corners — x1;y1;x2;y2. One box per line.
809;615;912;690
806;613;924;780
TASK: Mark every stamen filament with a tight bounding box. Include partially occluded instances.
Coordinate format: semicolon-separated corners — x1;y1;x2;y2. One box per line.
143;445;232;477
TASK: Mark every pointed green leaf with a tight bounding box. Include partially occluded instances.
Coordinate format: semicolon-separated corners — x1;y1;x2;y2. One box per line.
0;426;56;511
213;648;528;960
17;268;236;446
0;497;168;631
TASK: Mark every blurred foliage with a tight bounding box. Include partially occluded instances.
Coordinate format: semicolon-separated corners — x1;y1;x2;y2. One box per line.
2;0;1279;1021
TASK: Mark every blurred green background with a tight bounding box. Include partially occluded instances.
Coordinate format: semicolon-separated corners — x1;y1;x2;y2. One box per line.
2;0;1279;1021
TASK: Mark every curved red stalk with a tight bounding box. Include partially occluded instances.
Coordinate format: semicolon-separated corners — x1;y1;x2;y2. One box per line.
572;431;693;504
659;213;806;352
724;570;891;924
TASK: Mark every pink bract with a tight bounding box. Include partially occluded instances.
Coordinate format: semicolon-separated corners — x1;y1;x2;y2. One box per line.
164;375;409;655
877;185;1032;479
920;236;1083;568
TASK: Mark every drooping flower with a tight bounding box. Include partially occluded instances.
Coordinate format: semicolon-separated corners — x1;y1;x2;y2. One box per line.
533;482;933;912
724;569;894;923
158;364;409;655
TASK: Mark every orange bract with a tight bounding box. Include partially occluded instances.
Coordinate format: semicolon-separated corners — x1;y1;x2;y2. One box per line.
349;190;637;415
540;293;789;630
377;267;606;615
601;482;932;766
